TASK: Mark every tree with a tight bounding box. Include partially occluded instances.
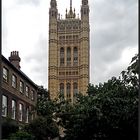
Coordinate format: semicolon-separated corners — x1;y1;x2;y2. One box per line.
9;131;34;140
23;54;138;140
25;117;58;140
60;54;138;140
2;117;19;139
25;86;59;140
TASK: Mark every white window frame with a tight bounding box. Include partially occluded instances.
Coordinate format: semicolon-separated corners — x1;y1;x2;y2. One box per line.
12;100;16;120
25;107;29;123
25;86;29;97
3;67;8;82
31;90;35;101
20;81;24;93
12;75;17;88
19;103;23;122
2;95;8;117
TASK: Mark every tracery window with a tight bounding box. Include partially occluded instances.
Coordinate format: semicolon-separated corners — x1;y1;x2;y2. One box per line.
67;83;71;99
67;47;71;66
73;47;78;66
60;47;64;66
60;83;64;94
73;83;78;96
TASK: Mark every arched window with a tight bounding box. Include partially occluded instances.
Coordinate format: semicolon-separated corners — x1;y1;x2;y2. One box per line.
60;83;64;94
60;47;64;66
73;82;78;96
73;47;78;66
67;83;71;99
67;47;71;66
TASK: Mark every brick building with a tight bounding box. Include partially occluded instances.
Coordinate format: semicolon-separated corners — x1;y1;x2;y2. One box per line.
1;51;38;124
48;0;90;101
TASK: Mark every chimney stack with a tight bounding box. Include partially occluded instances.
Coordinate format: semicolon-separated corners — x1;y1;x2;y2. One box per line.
9;51;21;69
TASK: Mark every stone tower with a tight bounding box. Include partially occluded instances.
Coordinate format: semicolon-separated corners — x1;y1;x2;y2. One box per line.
48;0;90;101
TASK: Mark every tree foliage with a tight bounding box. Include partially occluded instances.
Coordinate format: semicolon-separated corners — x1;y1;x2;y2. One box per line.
24;54;138;140
25;87;59;140
60;54;139;140
2;118;19;139
9;130;34;140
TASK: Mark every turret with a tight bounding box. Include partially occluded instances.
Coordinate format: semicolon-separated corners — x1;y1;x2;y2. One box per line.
49;0;58;19
80;0;90;94
9;51;21;69
48;0;58;99
82;0;88;5
81;0;89;20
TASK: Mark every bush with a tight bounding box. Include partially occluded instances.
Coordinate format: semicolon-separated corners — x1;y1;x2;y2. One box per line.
9;131;34;140
2;118;19;139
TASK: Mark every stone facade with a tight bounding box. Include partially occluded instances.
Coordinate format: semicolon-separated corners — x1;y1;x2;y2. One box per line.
48;0;90;101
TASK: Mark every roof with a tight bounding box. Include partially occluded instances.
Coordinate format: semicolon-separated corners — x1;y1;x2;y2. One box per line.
2;55;38;90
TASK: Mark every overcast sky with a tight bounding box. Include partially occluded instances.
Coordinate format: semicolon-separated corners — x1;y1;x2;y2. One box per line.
2;0;138;88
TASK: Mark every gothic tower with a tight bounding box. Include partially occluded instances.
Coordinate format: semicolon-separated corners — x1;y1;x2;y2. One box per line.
48;0;90;101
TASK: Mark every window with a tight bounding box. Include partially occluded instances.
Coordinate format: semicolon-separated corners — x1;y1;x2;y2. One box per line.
3;67;8;82
19;103;23;121
67;47;71;66
60;83;64;94
60;47;64;66
73;47;78;66
12;75;17;88
20;81;24;93
31;90;35;101
31;107;34;121
67;83;71;99
25;107;29;123
73;83;78;96
2;95;8;117
26;86;29;97
31;113;34;121
12;100;16;120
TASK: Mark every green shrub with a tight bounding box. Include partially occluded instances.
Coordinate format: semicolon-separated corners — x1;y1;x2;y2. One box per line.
9;131;34;140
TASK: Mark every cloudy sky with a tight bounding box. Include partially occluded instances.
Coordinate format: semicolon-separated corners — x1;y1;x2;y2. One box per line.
2;0;138;88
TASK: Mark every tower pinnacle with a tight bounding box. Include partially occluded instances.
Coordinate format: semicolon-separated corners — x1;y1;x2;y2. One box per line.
70;0;72;10
66;0;75;18
50;0;57;8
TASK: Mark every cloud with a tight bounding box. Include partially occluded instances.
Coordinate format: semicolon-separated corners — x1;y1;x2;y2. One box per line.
2;0;138;88
16;0;40;6
90;0;138;84
21;36;48;87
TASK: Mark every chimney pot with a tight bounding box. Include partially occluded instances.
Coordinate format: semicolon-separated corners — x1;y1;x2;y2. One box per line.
9;51;21;69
